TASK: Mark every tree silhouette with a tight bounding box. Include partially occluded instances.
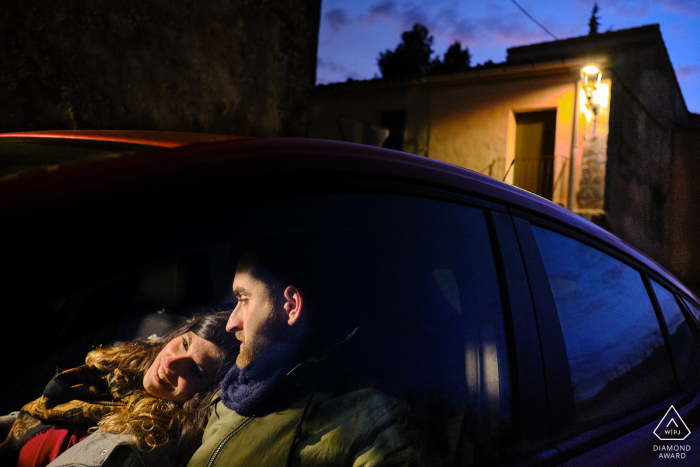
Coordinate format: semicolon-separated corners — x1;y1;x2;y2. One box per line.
430;41;471;75
377;25;474;79
589;3;600;35
377;24;434;79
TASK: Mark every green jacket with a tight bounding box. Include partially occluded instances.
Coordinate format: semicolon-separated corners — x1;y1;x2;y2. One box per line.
186;386;420;467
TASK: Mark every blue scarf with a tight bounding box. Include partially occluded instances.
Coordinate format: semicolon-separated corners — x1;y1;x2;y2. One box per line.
220;339;303;416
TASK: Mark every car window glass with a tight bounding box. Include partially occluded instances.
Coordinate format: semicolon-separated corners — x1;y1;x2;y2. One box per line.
682;297;700;325
651;280;694;382
222;193;510;463
532;226;676;424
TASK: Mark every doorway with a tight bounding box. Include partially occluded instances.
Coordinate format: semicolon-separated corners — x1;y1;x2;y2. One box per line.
513;109;556;200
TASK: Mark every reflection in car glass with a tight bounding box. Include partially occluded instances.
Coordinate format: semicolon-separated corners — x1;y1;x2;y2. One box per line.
217;193;511;464
532;226;675;424
651;280;694;383
682;297;700;326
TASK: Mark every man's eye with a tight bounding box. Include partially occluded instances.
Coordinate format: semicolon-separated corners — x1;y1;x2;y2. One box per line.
182;336;189;350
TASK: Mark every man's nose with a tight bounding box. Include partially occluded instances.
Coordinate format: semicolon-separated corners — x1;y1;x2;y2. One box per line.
226;306;242;334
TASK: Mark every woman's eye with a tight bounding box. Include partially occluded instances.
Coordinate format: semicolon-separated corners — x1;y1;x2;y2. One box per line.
182;336;189;350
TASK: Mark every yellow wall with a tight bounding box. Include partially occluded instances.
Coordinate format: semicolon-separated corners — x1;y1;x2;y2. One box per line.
311;72;611;210
429;76;575;206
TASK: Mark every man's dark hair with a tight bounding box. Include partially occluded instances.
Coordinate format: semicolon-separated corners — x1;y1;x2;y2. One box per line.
235;248;286;312
233;233;357;347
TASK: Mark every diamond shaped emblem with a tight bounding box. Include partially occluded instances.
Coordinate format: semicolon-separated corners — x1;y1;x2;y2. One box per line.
654;405;691;441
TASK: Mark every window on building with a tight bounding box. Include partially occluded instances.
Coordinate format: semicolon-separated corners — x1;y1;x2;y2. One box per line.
381;111;406;151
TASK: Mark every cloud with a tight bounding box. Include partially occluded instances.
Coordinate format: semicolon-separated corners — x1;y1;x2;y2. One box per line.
325;8;351;34
599;0;653;17
363;1;398;26
366;1;553;50
317;57;348;74
479;15;548;44
596;0;700;20
362;2;479;52
369;1;398;17
363;1;431;34
398;5;432;31
435;8;478;43
316;57;365;84
332;1;573;66
676;65;700;79
661;0;700;15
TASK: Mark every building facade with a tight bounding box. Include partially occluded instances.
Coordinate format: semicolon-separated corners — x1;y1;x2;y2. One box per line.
311;25;700;292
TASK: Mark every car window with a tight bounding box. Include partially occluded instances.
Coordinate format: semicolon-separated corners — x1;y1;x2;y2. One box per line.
221;193;510;462
532;226;676;424
8;190;510;464
682;297;700;326
651;280;695;382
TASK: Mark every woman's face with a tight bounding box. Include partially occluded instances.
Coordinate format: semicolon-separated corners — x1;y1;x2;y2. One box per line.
143;332;220;402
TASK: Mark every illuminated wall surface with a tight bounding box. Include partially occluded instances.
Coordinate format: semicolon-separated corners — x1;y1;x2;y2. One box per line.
311;25;700;295
429;77;574;198
312;74;612;211
428;76;611;210
576;80;611;211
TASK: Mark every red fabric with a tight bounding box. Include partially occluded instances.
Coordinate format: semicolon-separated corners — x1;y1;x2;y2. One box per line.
16;427;89;467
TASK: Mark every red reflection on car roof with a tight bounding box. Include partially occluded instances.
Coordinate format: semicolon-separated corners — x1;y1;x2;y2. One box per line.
0;130;248;147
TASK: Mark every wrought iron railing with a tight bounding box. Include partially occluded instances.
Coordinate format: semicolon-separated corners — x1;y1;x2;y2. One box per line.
483;155;569;201
514;155;555;199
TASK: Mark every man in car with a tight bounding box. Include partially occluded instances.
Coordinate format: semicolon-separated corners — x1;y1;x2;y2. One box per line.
186;236;422;467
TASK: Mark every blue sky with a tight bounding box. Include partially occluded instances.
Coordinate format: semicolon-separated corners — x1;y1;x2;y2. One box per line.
316;0;700;114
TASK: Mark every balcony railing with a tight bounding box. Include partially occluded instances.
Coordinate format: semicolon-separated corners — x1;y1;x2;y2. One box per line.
514;155;555;199
482;155;569;201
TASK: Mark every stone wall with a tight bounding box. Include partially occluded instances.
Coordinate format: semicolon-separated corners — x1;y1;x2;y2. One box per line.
605;36;690;271
577;134;607;210
670;129;700;294
0;0;321;136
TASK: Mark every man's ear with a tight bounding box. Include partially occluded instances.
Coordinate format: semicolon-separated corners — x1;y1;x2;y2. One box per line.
282;286;303;326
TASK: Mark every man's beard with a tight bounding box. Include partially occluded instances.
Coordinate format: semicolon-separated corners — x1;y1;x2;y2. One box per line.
235;307;289;369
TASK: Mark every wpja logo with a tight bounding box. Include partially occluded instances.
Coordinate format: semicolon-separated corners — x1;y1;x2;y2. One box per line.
653;405;691;459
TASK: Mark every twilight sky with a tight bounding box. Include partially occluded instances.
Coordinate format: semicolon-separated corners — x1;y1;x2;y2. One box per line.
316;0;700;114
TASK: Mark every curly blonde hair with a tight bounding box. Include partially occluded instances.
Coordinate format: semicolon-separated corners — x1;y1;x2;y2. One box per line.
84;311;239;458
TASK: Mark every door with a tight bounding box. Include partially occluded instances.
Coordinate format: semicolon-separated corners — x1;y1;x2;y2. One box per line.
513;110;556;200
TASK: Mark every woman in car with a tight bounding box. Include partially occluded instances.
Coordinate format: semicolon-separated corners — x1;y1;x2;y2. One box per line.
0;310;239;467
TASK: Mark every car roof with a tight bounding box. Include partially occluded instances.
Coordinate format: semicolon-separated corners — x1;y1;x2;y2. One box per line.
0;130;247;181
0;129;246;147
1;132;694;301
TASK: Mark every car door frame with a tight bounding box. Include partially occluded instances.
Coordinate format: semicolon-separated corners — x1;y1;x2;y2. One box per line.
509;208;697;464
287;178;557;465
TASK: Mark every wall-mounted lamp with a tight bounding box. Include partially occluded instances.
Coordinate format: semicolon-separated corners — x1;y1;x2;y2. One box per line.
581;65;602;115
